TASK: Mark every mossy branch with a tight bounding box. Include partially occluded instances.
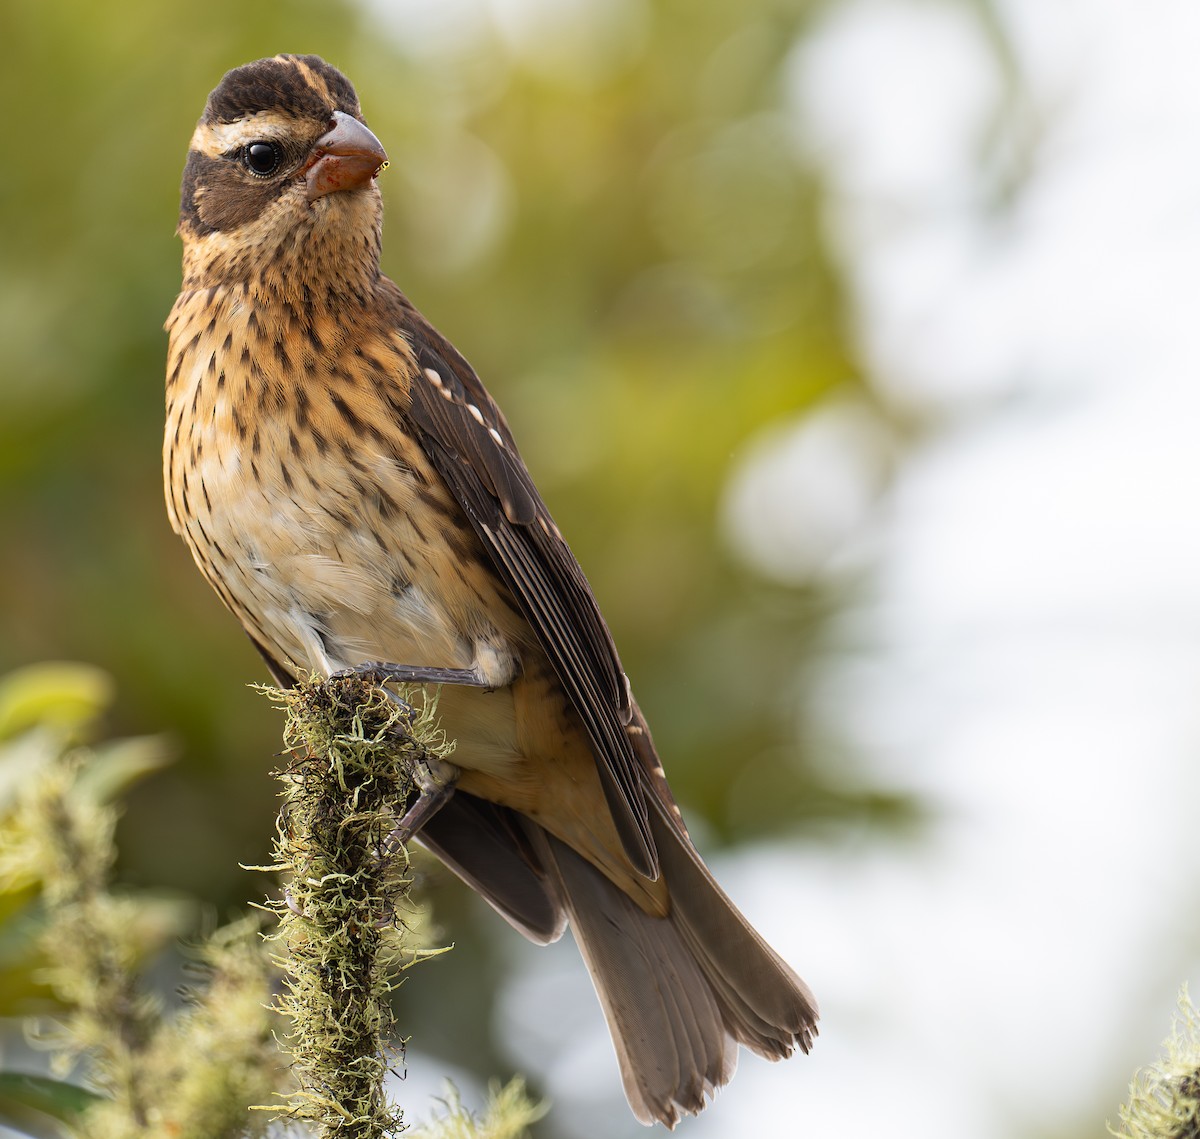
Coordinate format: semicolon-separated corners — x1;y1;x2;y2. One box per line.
1112;987;1200;1139
254;674;455;1137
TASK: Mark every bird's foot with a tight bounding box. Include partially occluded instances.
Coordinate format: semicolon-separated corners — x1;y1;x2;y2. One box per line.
383;754;461;851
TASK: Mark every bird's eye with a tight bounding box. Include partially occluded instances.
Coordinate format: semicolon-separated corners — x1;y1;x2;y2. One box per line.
242;141;282;177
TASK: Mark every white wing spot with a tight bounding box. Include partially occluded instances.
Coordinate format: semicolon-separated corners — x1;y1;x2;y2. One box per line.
424;368;444;387
467;403;486;425
488;427;505;446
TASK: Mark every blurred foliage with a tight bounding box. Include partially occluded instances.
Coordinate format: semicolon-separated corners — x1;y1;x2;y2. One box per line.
0;662;281;1138
410;1080;546;1139
0;664;178;1027
0;0;912;1129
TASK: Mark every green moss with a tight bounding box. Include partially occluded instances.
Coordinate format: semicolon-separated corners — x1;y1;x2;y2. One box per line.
1113;988;1200;1139
257;675;454;1137
411;1079;547;1139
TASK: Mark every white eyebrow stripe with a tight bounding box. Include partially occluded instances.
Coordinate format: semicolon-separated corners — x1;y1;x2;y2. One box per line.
190;112;304;158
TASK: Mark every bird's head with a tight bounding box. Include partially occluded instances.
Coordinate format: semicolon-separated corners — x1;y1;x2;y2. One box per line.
178;55;388;294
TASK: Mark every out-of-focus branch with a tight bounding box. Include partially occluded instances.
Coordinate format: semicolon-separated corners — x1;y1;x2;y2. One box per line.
408;1079;547;1139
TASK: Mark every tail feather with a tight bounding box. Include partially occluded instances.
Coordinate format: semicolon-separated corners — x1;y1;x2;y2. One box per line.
542;834;732;1126
536;799;818;1128
417;791;566;944
645;799;818;1058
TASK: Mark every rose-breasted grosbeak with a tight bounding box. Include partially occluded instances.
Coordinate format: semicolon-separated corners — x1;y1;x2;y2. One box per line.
165;55;817;1127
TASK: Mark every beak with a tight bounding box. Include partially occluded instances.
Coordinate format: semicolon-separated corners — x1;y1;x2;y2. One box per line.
305;111;388;203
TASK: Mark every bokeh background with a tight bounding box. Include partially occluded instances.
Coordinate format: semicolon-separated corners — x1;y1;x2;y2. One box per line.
2;0;1198;1135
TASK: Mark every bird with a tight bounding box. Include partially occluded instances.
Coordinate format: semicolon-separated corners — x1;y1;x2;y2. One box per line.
164;54;817;1127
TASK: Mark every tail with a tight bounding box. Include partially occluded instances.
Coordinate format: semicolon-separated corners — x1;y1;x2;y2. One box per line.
534;797;818;1128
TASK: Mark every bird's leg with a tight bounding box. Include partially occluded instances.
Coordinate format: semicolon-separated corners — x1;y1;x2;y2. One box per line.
328;660;477;849
382;752;460;853
332;660;492;688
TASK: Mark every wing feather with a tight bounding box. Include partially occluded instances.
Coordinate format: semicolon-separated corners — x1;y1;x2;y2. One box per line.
385;290;656;877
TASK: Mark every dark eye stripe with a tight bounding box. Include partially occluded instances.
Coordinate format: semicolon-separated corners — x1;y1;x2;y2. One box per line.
179;149;289;235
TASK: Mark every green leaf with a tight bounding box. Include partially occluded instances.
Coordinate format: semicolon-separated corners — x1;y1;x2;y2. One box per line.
74;735;174;803
0;665;114;742
0;1070;102;1135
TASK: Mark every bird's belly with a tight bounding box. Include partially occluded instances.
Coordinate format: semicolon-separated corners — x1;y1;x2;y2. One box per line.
175;413;529;776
